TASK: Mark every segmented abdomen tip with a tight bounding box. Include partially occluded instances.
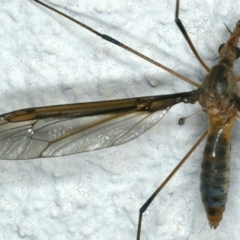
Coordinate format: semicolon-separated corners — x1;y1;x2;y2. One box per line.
207;213;222;229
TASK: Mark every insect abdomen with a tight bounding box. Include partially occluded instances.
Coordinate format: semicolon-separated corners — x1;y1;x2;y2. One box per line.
200;126;231;228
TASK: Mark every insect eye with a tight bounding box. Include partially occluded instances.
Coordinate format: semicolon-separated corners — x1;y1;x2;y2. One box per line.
236;47;240;59
218;44;240;59
218;43;225;54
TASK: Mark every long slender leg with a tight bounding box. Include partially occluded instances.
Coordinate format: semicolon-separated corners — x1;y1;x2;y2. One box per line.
136;130;208;240
175;0;210;72
32;0;199;87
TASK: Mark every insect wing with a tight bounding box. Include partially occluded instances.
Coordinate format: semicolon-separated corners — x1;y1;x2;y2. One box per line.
0;92;191;159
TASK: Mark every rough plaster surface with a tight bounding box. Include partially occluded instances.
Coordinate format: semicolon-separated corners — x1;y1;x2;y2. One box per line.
1;0;240;239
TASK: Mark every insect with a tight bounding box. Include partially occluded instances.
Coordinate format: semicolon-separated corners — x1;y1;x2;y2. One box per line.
1;0;240;239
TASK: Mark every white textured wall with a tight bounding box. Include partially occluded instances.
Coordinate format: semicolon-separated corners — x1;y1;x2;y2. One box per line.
1;0;240;239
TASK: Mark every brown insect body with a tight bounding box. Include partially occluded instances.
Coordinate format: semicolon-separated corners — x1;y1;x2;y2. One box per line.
198;21;240;228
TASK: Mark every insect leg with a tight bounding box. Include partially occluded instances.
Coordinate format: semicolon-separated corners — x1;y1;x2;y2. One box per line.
136;130;208;240
32;0;199;87
175;0;210;72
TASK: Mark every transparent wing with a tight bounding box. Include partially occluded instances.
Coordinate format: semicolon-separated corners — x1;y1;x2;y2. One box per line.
0;91;195;159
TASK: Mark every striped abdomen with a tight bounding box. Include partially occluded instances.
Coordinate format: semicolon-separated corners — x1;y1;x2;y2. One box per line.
200;123;233;228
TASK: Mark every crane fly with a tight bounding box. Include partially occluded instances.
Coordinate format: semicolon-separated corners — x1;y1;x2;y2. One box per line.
2;0;240;239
